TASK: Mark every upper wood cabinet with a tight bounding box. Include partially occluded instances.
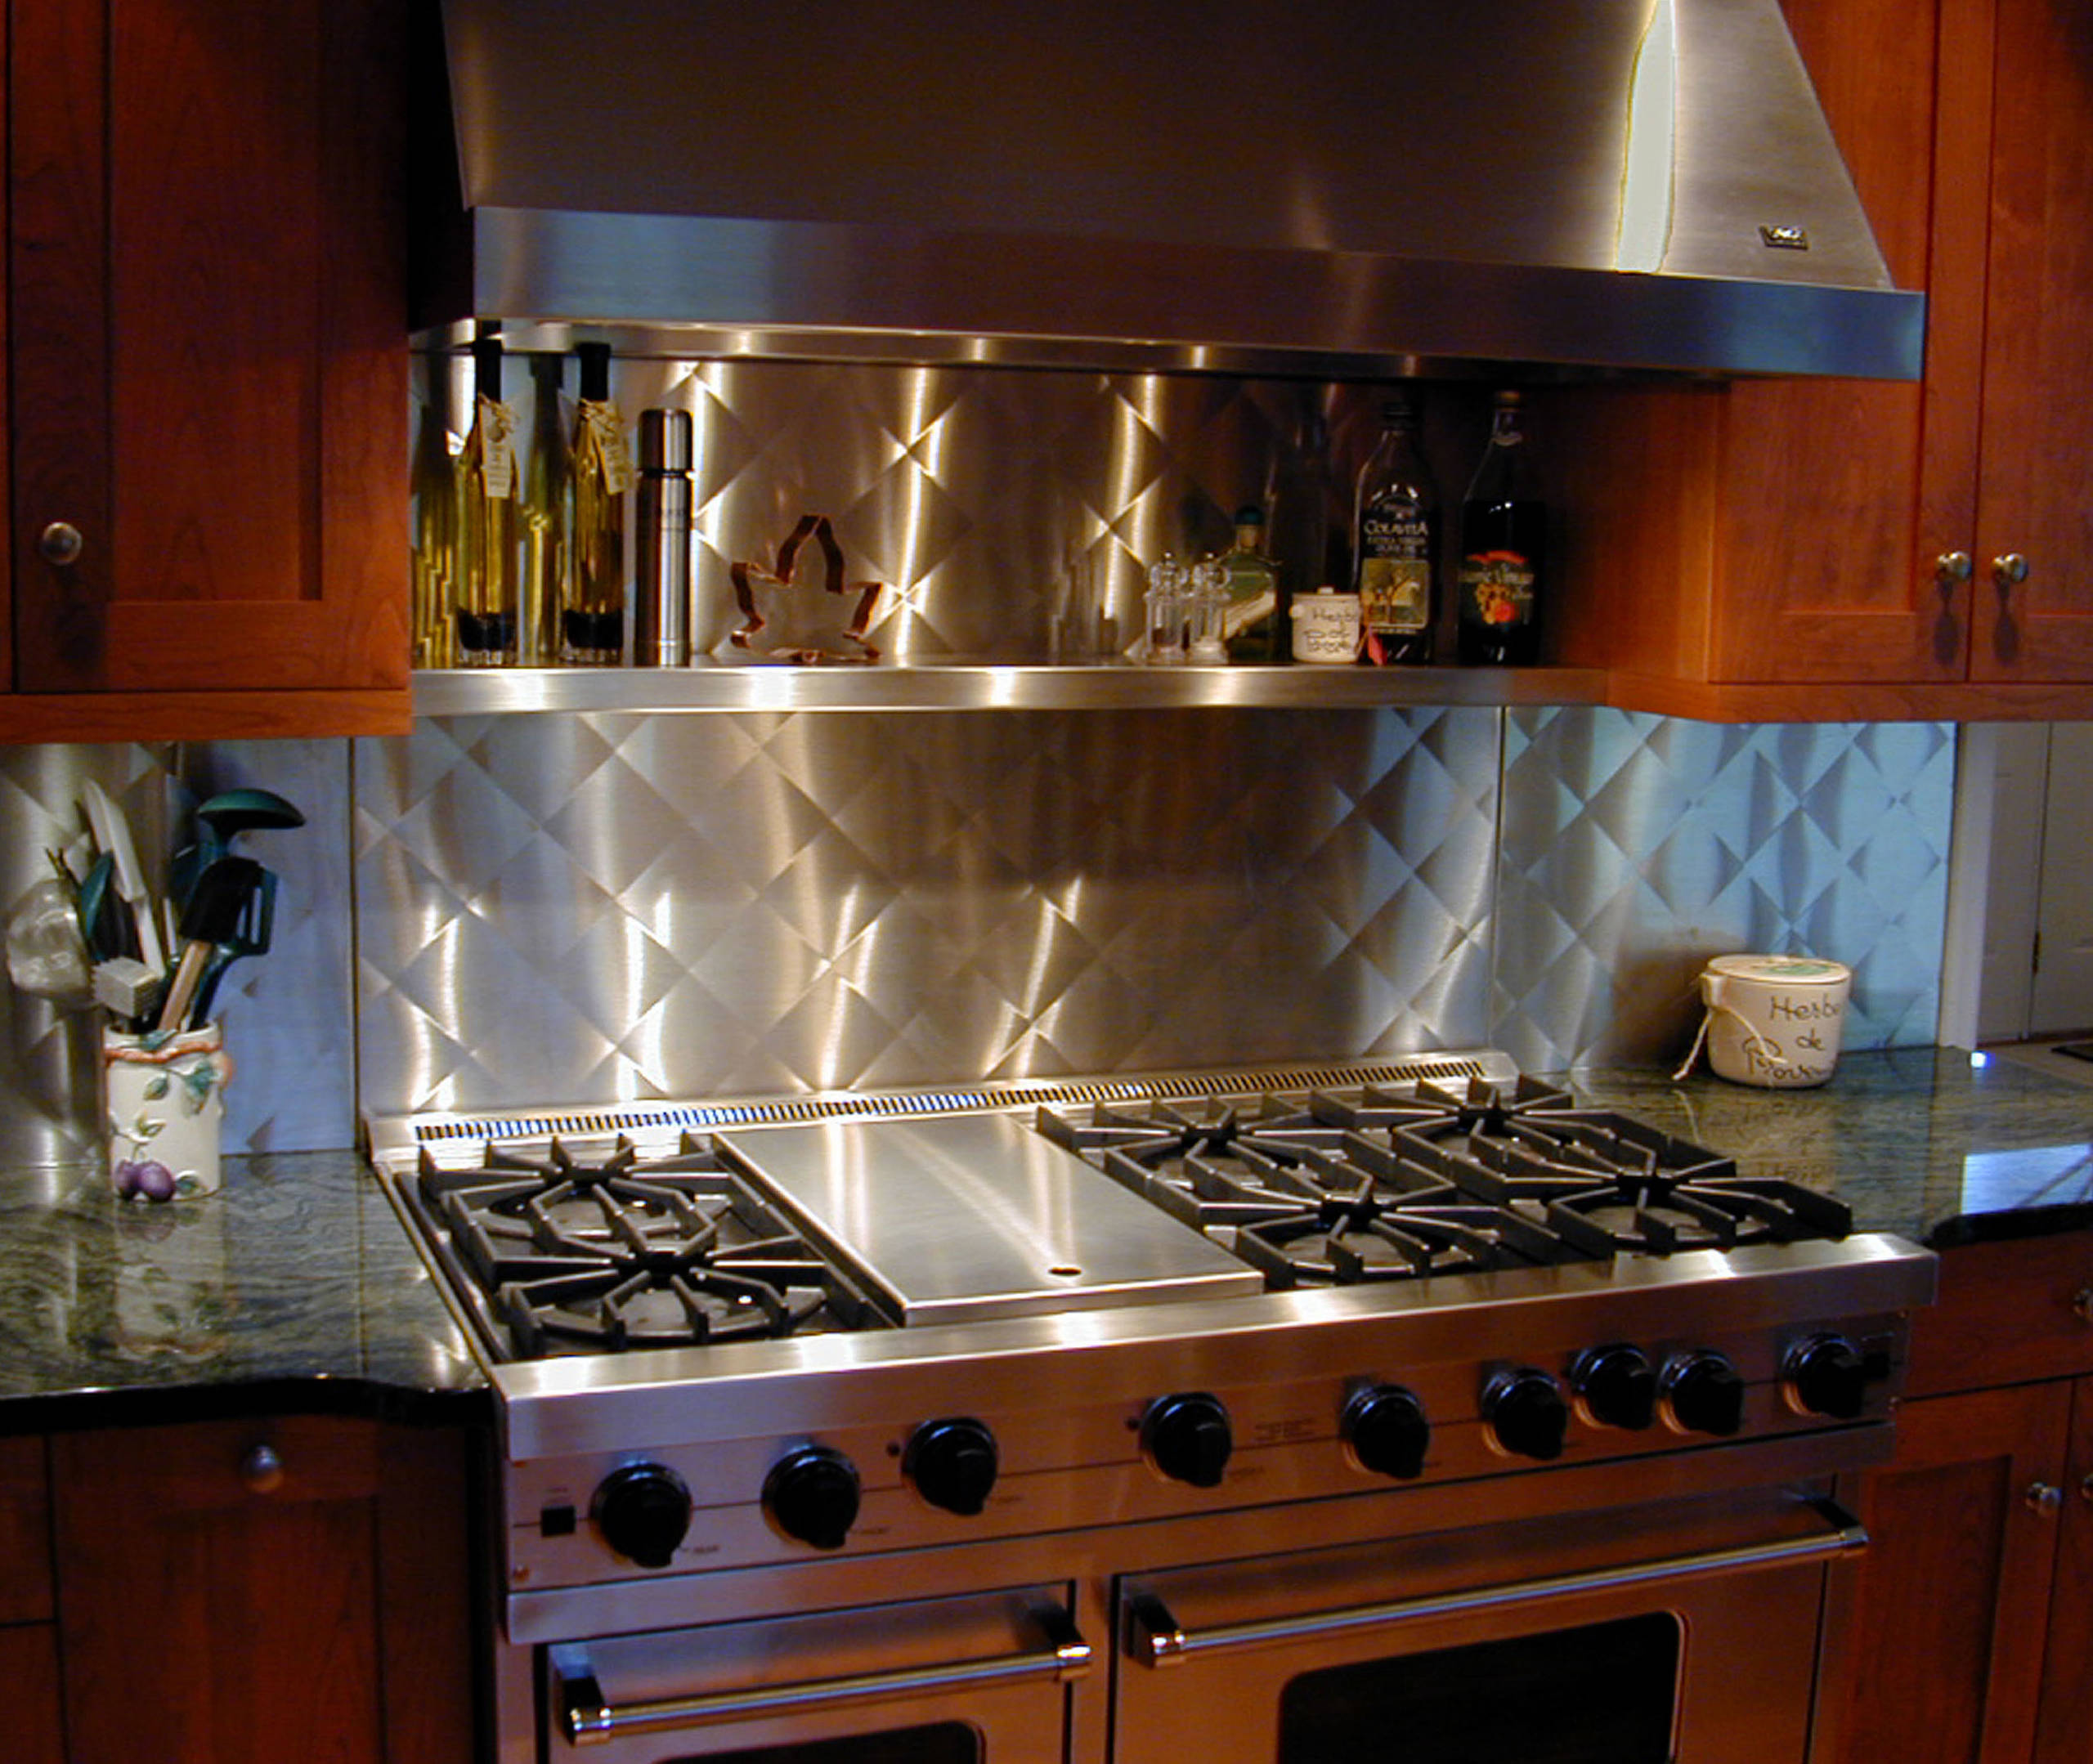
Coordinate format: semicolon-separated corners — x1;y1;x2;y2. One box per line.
1552;0;2093;722
2;0;412;743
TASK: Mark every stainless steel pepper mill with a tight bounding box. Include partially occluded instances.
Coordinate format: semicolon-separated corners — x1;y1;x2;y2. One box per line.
633;407;693;667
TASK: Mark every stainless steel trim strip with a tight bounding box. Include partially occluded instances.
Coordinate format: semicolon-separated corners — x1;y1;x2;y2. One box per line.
1126;1500;1867;1667
553;1605;1091;1744
408;663;1613;716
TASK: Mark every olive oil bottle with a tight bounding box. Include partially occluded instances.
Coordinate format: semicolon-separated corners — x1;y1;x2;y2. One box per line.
564;342;631;664
455;335;519;665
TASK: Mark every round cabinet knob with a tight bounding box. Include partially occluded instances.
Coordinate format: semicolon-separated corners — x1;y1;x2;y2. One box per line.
763;1447;861;1551
591;1462;692;1569
1665;1352;1746;1437
1785;1334;1869;1421
1485;1368;1568;1462
240;1443;285;1494
2028;1482;2064;1518
1574;1345;1658;1431
37;522;83;567
903;1417;999;1516
1994;553;2031;589
1935;550;1974;589
1342;1385;1431;1480
1142;1393;1233;1488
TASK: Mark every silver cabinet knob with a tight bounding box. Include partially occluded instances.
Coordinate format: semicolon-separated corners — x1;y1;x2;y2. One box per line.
38;522;83;566
240;1443;285;1494
2073;1287;2093;1324
1935;551;1973;589
1993;553;2030;589
2027;1481;2063;1517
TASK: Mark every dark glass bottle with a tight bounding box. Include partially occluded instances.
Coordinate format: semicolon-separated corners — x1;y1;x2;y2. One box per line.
1457;391;1545;666
1352;397;1438;665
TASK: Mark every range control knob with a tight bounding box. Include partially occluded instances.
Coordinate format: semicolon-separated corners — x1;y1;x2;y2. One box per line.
1485;1368;1569;1461
1665;1351;1746;1437
1786;1334;1869;1420
763;1446;861;1551
1575;1345;1658;1430
904;1417;1000;1516
590;1462;692;1569
1342;1385;1431;1480
1142;1392;1233;1488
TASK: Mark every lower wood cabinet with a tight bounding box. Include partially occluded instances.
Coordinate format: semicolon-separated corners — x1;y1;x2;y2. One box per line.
1825;1231;2093;1764
43;1414;476;1764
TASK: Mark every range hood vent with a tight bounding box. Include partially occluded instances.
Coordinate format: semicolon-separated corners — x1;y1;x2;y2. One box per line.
418;0;1923;381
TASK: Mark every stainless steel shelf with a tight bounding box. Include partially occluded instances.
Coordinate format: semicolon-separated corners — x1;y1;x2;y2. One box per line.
411;663;1611;716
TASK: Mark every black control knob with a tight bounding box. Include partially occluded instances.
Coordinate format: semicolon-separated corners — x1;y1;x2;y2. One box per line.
590;1462;692;1569
1575;1345;1658;1431
763;1446;861;1551
1142;1392;1233;1488
1665;1351;1746;1437
1342;1385;1431;1480
1486;1369;1569;1461
904;1417;1000;1516
1786;1334;1869;1420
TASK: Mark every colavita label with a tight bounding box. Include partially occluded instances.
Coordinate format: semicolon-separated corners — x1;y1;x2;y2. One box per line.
1359;504;1432;634
1459;549;1536;629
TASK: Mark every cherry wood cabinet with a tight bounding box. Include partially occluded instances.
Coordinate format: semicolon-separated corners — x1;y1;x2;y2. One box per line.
1825;1231;2093;1764
1552;0;2093;723
2;0;413;744
0;1435;63;1764
45;1415;476;1764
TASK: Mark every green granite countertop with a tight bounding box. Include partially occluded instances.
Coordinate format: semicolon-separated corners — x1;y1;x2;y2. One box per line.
2;1048;2087;1431
1572;1046;2093;1245
0;1150;482;1435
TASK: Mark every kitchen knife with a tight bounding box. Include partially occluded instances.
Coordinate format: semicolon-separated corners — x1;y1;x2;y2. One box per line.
155;855;264;1033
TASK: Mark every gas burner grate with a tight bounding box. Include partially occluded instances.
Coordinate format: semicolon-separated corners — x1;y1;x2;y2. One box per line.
412;1136;885;1359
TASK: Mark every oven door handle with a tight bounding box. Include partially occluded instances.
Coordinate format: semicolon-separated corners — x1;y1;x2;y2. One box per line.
553;1603;1091;1745
1127;1497;1868;1668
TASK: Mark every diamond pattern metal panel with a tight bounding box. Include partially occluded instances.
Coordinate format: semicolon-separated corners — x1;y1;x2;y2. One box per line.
354;708;1501;1116
1490;708;1956;1072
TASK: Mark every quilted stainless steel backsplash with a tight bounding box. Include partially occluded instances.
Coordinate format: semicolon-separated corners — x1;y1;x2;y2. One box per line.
0;707;1952;1159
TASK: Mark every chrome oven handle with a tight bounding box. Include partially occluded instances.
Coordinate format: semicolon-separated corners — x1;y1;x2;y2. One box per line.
1127;1498;1867;1668
554;1604;1091;1745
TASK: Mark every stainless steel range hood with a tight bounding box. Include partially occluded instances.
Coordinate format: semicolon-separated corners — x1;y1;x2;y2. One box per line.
417;0;1923;381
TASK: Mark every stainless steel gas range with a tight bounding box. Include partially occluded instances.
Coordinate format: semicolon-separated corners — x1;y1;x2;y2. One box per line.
368;1052;1937;1764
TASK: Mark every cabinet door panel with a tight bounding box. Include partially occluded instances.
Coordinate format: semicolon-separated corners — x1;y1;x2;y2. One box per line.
9;0;409;696
0;1625;65;1764
1828;1382;2069;1764
1970;0;2093;682
2036;1378;2093;1764
52;1417;386;1764
1709;0;1983;685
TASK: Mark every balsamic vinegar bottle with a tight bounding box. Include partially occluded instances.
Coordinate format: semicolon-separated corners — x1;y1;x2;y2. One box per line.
455;336;520;665
1456;390;1546;666
563;342;630;665
1352;396;1438;665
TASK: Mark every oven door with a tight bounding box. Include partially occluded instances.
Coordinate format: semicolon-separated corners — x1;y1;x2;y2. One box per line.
1114;1489;1863;1763
539;1584;1086;1764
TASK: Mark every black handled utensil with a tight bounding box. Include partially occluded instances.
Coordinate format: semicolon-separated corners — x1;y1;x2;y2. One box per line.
156;855;265;1032
186;865;277;1025
171;788;305;910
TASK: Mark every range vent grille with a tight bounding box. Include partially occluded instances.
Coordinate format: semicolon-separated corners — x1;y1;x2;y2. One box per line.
372;1053;1513;1165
